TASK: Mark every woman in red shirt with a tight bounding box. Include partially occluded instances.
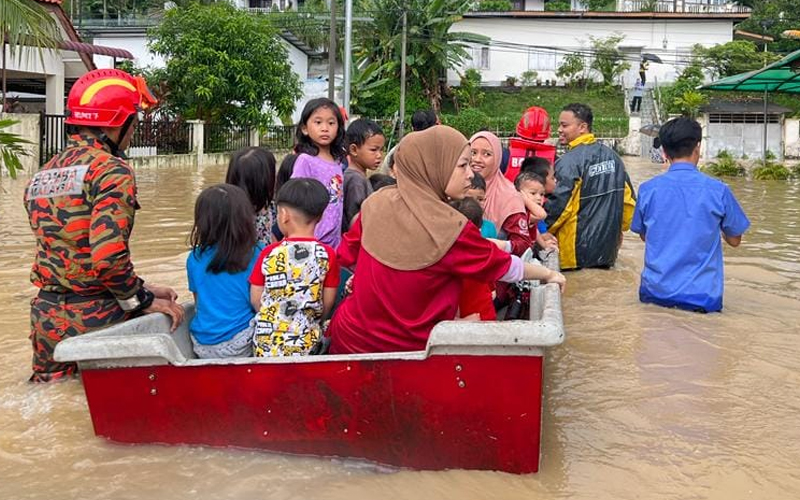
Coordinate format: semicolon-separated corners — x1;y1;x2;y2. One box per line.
327;126;565;355
469;131;530;256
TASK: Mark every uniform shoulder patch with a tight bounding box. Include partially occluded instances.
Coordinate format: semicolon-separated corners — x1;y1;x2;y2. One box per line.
26;165;89;201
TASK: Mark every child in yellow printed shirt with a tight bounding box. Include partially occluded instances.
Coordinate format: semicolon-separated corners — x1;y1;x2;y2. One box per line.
249;178;340;356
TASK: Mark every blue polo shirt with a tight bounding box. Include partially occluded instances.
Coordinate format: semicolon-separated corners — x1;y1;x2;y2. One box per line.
631;162;749;312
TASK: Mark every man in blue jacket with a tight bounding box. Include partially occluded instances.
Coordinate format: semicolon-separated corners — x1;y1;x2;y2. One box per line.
631;117;750;312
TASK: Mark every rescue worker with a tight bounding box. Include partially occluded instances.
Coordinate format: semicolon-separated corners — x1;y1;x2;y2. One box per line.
24;68;185;383
545;103;636;270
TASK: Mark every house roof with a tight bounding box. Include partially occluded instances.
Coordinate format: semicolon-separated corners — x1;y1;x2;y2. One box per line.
701;99;792;115
463;11;750;21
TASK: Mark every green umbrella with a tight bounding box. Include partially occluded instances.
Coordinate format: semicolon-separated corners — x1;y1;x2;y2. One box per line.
701;48;800;161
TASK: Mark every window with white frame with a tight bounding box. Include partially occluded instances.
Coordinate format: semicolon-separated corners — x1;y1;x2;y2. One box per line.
527;49;560;71
467;45;490;70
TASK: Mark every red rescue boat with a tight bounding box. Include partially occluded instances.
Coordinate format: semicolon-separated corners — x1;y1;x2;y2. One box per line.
55;253;565;474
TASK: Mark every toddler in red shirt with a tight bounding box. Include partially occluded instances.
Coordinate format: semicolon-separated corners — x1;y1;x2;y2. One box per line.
514;172;548;249
449;197;498;321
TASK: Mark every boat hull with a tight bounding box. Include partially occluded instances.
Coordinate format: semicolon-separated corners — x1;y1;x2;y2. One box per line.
82;354;543;473
57;250;565;474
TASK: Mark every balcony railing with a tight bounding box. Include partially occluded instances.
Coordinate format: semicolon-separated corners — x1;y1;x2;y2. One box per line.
615;0;751;13
73;16;160;28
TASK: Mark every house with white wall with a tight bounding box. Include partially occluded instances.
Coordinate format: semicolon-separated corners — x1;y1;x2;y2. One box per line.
449;8;751;88
86;22;314;123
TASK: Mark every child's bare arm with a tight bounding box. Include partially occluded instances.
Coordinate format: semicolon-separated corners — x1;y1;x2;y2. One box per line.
521;191;547;221
322;287;337;318
250;285;264;311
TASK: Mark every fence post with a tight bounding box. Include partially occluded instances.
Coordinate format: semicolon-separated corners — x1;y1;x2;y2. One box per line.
188;120;205;166
250;127;260;148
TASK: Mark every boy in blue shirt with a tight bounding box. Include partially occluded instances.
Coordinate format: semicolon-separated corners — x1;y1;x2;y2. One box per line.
631;117;750;313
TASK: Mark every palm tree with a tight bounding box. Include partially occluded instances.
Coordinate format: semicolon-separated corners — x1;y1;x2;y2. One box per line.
1;0;61;109
1;0;60;176
354;0;488;111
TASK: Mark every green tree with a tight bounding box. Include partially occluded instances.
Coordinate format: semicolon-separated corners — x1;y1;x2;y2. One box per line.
556;53;586;86
353;0;488;111
589;34;631;87
693;41;781;79
660;62;705;116
736;0;800;52
147;2;302;127
673;90;708;119
454;68;485;109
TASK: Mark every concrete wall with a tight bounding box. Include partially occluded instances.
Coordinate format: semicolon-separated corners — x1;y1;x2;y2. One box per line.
93;35;165;69
703;117;784;160
0;113;41;175
449;17;735;87
127;152;232;170
784;119;800;159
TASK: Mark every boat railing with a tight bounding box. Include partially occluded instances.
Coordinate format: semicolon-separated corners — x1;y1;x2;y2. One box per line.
55;250;565;369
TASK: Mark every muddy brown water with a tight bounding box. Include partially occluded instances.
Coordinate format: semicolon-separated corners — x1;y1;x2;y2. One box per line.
0;159;798;500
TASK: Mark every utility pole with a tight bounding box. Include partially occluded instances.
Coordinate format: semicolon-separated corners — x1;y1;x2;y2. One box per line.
398;7;408;140
327;0;336;101
343;0;353;114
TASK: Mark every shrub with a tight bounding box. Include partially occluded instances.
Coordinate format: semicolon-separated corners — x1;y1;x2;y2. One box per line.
504;75;518;87
520;70;538;87
701;151;746;177
752;161;791;180
545;0;570;11
474;0;512;11
440;108;492;138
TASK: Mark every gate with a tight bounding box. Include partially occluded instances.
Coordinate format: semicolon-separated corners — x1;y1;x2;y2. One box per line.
39;113;67;166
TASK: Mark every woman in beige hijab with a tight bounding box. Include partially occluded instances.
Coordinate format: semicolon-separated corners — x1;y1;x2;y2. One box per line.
327;126;565;354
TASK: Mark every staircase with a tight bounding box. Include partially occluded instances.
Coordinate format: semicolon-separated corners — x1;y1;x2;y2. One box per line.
637;86;660;157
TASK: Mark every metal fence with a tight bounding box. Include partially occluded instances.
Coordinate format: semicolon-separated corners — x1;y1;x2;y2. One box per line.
204;123;251;153
260;125;295;151
129;119;193;157
39;113;67;166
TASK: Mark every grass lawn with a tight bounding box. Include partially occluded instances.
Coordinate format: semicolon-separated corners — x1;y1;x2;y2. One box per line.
440;85;629;138
442;86;627;119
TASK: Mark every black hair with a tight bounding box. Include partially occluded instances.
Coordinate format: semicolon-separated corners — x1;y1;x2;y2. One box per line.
346;118;385;148
276;153;298;193
275;178;329;224
520;156;552;177
470;171;486;191
191;184;257;274
295;98;347;162
514;171;546;191
499;146;510;174
449;197;484;229
225;147;276;213
369;173;397;191
658;117;702;159
562;103;593;131
411;109;437;131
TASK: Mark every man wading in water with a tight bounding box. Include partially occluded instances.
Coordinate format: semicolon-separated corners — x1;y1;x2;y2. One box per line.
545;103;637;270
24;69;185;382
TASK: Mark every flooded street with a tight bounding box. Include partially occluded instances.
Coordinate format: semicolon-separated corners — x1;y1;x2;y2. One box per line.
1;158;798;499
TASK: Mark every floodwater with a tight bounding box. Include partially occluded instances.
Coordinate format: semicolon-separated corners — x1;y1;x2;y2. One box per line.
1;158;798;500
